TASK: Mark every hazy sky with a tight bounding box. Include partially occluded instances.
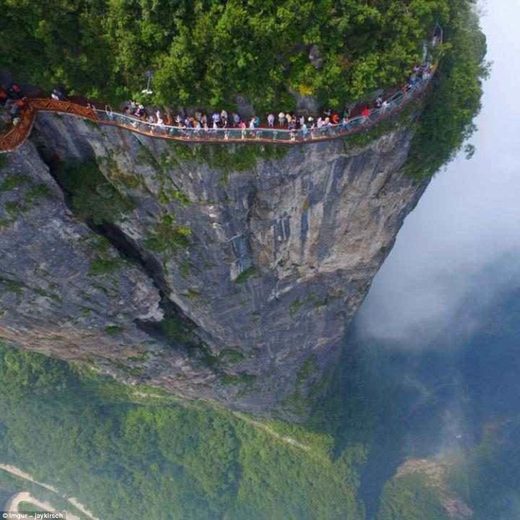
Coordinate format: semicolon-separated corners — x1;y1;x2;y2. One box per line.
357;1;520;346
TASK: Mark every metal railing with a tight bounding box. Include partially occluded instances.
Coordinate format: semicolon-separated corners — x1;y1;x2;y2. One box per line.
92;73;433;145
0;100;98;153
0;73;433;153
0;26;441;153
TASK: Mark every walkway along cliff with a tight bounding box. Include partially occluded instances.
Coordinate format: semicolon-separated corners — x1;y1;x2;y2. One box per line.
0;68;434;153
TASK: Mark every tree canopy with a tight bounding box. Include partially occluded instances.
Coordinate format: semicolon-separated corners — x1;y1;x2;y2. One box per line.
1;0;460;111
405;0;488;178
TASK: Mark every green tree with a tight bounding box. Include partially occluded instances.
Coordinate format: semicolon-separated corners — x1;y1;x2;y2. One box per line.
1;0;456;111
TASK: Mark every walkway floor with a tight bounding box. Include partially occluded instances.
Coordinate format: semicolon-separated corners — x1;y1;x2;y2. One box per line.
0;72;434;154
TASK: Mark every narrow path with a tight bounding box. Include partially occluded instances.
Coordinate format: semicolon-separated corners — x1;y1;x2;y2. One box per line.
0;463;99;520
130;388;313;452
0;464;58;493
232;412;312;452
4;491;81;520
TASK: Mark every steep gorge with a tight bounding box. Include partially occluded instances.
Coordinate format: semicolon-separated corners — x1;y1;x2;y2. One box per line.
0;113;428;416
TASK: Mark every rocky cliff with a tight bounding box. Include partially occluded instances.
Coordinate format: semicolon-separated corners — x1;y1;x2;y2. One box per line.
0;114;428;416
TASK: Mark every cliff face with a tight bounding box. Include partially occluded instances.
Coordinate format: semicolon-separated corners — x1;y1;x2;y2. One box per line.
0;113;427;415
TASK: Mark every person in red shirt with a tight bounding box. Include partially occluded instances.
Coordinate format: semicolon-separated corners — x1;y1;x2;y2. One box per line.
361;107;371;118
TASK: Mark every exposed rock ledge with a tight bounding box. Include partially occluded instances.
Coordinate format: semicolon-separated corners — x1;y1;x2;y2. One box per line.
0;112;428;416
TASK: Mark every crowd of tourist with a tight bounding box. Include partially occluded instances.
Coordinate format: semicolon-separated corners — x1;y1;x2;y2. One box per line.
115;62;434;138
119;101;353;136
0;59;433;140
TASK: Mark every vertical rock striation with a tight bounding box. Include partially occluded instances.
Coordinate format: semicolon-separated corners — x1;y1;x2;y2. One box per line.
0;112;428;415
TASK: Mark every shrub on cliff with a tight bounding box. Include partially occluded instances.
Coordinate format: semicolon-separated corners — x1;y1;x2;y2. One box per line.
54;160;135;225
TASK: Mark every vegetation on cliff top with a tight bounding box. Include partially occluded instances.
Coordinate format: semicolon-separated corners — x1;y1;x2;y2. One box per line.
340;0;487;180
1;1;486;180
3;0;458;111
405;0;488;178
